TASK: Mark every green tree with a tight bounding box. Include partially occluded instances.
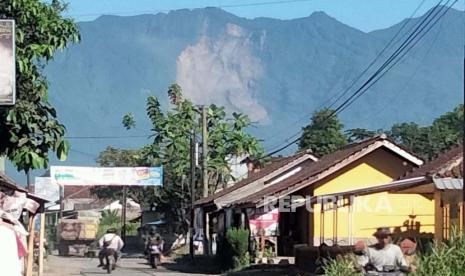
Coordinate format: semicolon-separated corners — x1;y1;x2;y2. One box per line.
0;0;79;172
122;84;265;224
389;104;463;160
298;108;348;155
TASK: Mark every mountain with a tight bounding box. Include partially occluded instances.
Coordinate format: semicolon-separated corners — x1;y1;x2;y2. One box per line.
6;7;464;182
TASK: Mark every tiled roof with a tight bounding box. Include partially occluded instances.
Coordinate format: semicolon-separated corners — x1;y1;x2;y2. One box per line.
194;152;310;206
401;145;463;179
231;134;422;206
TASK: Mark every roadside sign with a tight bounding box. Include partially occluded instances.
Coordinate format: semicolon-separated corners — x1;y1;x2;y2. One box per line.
0;20;15;105
50;166;163;186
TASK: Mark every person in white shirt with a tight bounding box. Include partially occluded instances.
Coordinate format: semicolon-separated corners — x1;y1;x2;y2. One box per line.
356;227;410;273
97;228;124;269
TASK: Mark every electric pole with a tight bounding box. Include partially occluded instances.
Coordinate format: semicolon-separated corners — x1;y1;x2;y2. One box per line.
201;106;211;255
189;130;196;260
121;186;127;242
461;41;465;233
202;105;208;198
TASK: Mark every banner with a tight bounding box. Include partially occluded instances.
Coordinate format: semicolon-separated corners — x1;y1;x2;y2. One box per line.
249;208;279;237
50;166;163;186
0;20;15;105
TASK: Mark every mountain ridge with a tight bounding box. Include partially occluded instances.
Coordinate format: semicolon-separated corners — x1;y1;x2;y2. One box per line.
6;7;464;183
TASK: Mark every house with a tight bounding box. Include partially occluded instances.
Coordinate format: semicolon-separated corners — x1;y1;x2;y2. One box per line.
229;134;428;255
194;151;318;253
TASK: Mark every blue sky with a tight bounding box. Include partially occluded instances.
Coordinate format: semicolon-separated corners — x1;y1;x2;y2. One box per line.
63;0;461;32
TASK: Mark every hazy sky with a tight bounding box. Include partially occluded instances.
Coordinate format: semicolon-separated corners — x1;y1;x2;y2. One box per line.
63;0;462;32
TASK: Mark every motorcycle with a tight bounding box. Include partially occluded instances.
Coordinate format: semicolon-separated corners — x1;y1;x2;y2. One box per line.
101;250;117;274
148;242;162;269
363;265;411;276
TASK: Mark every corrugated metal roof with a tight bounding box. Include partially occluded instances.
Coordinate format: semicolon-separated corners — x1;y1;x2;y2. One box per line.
433;177;463;190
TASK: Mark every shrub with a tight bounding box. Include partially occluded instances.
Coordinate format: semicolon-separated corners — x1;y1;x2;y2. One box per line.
226;228;249;257
218;228;250;270
323;255;361;276
415;229;465;275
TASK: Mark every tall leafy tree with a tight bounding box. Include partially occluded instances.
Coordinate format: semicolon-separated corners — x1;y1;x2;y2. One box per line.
119;84;264;224
390;104;463;160
298;108;348;156
350;105;463;160
0;0;79;172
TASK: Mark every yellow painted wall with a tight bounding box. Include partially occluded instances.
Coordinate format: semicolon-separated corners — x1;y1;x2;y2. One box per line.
309;148;435;245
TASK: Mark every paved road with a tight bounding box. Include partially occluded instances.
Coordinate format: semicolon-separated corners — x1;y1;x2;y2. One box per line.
43;256;217;276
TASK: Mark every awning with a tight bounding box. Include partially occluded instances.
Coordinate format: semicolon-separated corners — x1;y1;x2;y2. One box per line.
433;177;463;190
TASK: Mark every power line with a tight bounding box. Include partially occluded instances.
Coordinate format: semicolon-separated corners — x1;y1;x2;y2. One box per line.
66;134;151;139
337;0;457;115
265;0;455;156
371;13;446;123
261;0;427;147
69;148;96;159
69;0;313;18
328;1;448;117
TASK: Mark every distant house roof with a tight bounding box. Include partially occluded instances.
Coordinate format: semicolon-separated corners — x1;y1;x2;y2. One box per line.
194;151;317;207
401;145;463;179
231;134;424;207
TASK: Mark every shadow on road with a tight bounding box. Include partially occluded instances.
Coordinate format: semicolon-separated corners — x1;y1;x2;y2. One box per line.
162;255;222;275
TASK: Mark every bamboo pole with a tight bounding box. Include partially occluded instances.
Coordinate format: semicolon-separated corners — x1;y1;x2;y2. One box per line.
25;213;36;276
38;213;45;276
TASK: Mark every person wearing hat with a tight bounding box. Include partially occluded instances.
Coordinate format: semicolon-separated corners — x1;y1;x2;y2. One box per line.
97;228;124;270
360;227;410;273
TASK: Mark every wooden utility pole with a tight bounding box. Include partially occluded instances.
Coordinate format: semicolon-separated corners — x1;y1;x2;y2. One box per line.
38;213;45;276
25;214;36;276
462;42;465;234
202;105;208;198
121;186;127;241
201;106;211;255
26;170;31;192
189;130;196;260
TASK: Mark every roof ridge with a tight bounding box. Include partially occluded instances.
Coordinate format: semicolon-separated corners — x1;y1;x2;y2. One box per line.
336;134;386;151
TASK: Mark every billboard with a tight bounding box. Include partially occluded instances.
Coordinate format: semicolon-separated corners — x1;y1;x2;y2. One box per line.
34;177;60;203
50;166;163;186
0;20;15;105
